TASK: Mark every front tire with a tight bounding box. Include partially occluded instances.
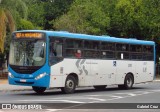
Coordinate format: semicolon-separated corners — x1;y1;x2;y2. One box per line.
61;76;76;94
32;86;46;94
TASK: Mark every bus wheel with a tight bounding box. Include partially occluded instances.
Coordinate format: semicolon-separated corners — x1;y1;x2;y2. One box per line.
32;86;46;94
61;76;76;94
94;85;107;90
119;74;134;89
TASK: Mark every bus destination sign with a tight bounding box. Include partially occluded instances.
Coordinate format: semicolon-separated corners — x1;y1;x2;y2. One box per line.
15;32;43;39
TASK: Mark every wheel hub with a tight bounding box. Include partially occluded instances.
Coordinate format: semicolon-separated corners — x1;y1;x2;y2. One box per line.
66;80;74;89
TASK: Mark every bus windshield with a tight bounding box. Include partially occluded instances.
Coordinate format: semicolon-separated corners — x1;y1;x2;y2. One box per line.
9;39;46;66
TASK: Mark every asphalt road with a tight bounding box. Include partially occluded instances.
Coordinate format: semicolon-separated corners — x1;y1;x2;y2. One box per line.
0;81;160;112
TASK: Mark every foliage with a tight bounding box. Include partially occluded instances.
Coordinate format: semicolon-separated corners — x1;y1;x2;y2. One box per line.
0;0;28;53
43;0;74;29
24;0;44;29
54;0;160;40
18;19;34;30
106;0;160;40
0;1;15;53
54;0;110;35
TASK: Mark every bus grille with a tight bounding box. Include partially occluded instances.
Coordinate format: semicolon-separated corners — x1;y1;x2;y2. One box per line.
9;65;42;74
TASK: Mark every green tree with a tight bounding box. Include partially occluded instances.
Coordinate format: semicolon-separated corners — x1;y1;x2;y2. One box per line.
107;0;160;40
0;1;15;53
0;0;28;53
143;0;160;40
18;19;34;30
43;0;74;29
54;0;110;35
108;0;145;38
24;0;44;29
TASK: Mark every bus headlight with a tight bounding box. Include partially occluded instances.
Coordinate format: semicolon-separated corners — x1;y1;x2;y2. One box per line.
8;72;14;78
35;72;47;80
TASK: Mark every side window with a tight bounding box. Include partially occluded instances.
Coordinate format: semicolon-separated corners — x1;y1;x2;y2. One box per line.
101;42;115;59
143;45;154;61
66;39;82;48
49;37;63;65
65;39;83;58
83;41;100;58
116;44;129;60
84;41;99;50
130;45;142;60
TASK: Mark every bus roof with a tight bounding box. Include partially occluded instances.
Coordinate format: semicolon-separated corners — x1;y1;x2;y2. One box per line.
14;30;155;45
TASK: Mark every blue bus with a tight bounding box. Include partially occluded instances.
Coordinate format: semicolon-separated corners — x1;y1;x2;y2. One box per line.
8;30;155;94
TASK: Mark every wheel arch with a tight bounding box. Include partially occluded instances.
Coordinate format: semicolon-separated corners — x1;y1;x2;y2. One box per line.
125;72;134;84
67;73;79;86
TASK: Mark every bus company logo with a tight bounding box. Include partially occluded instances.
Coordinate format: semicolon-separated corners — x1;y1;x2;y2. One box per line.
76;59;88;75
2;104;11;109
113;61;116;67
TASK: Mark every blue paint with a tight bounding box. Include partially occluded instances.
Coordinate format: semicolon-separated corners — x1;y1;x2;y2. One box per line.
14;30;155;45
8;63;50;88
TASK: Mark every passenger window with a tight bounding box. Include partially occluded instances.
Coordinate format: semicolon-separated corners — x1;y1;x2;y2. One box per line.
101;42;115;50
101;42;115;59
84;41;99;50
143;46;153;53
130;45;142;52
143;45;154;61
65;39;83;58
49;37;63;65
83;40;100;59
116;43;129;60
66;39;82;48
130;45;143;60
116;44;129;51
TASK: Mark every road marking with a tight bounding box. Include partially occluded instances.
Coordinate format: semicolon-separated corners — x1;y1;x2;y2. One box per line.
109;95;123;99
86;95;101;97
149;90;160;92
46;109;62;112
18;99;84;103
88;97;106;101
16;89;160;104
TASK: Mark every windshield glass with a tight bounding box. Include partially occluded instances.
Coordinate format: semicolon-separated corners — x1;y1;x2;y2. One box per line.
9;39;46;66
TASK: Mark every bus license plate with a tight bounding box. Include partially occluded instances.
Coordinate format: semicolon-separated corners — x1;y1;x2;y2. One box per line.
20;79;26;82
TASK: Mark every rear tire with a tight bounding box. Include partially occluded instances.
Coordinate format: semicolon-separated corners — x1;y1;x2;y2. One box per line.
32;86;46;94
94;85;107;90
61;76;76;94
118;74;134;89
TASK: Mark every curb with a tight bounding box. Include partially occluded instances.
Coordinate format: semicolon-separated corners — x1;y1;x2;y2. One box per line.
153;80;160;82
0;89;33;93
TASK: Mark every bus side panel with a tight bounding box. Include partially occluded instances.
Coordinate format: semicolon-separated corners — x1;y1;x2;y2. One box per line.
49;59;86;87
135;61;154;83
147;61;154;81
92;60;116;85
116;60;135;84
50;61;65;88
